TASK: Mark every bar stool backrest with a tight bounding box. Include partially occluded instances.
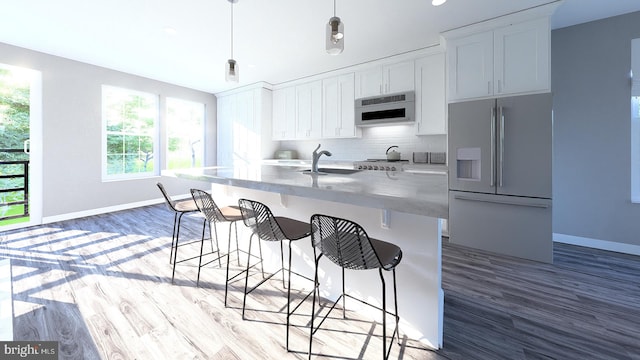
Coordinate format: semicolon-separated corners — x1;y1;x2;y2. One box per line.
157;182;178;212
238;199;286;242
310;214;382;270
190;189;227;223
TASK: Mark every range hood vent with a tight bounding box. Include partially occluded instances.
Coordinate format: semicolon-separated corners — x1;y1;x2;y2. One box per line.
355;91;415;127
361;93;408;106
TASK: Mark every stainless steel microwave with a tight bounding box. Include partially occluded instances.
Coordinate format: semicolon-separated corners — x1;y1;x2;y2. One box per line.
355;91;415;126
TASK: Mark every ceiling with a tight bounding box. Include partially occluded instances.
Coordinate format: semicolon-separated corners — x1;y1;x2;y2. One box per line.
1;0;639;94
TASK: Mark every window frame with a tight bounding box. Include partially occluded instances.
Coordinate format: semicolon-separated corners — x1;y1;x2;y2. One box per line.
101;85;160;181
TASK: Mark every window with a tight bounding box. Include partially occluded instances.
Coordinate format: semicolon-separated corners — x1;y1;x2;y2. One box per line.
103;86;158;179
166;98;204;169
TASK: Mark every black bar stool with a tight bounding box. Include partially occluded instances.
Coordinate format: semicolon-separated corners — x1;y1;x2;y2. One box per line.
308;214;403;360
236;198;314;351
156;182;202;283
190;189;244;289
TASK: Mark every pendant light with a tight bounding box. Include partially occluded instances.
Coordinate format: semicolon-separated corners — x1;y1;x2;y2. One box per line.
225;0;239;82
326;0;344;55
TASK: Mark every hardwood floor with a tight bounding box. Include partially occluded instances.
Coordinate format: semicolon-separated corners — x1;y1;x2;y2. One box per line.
441;240;640;360
1;204;639;359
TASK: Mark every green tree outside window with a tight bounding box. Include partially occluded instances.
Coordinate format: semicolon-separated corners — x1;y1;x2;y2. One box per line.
103;86;158;178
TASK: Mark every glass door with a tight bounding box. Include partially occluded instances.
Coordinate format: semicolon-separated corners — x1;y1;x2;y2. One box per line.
0;64;41;229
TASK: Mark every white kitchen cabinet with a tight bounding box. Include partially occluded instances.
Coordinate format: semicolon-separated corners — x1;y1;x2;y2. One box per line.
446;17;550;101
355;61;415;98
415;52;447;135
216;94;234;167
384;61;416;94
217;87;274;168
322;73;360;138
233;90;257;166
295;80;323;139
446;31;494;101
272;86;296;140
354;67;383;99
493;18;549;95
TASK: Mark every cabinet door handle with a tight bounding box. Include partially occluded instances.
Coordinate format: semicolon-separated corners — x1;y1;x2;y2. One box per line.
338;82;343;129
488;81;491;95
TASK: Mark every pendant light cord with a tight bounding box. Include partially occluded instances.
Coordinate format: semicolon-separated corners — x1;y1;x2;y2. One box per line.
230;1;234;59
333;0;336;17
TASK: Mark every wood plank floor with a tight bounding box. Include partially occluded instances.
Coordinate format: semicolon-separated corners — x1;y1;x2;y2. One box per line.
1;204;639;359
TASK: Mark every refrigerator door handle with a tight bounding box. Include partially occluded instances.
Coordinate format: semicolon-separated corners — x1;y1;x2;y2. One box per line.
453;194;550;208
490;107;496;187
499;106;505;187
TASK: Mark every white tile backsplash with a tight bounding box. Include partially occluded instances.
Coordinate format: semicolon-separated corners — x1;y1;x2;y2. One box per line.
277;125;446;161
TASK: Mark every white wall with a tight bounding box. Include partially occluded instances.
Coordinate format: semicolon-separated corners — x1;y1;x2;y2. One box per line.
0;42;216;220
278;127;446;161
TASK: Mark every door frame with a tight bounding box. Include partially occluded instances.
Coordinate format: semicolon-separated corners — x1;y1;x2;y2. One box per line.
0;63;42;231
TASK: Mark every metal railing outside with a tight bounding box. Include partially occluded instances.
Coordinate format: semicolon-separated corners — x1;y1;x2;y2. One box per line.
0;158;29;221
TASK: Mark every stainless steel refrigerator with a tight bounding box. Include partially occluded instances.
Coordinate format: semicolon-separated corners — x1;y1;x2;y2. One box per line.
448;93;553;263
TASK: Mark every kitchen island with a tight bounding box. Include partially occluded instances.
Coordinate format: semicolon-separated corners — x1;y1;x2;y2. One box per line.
165;164;447;349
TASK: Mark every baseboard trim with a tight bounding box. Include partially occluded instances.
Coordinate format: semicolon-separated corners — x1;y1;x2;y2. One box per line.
42;197;173;224
553;233;640;256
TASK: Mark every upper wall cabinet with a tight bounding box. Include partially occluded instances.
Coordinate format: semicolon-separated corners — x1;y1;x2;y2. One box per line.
415;52;446;135
446;31;494;101
445;17;550;101
494;18;550;95
355;61;415;99
295;80;323;139
273;81;323;140
272;87;296;140
322;73;360;138
273;75;360;141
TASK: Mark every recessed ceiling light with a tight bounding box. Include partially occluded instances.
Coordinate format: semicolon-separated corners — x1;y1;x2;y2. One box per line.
164;27;177;35
432;0;447;6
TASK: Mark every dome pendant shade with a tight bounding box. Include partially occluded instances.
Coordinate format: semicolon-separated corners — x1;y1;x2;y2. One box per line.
326;16;344;55
226;59;238;82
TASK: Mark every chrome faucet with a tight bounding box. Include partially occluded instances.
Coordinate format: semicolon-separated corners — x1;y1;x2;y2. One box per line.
312;144;332;173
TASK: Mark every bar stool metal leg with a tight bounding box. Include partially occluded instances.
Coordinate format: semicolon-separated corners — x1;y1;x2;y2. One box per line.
381;268;388;359
169;212;179;264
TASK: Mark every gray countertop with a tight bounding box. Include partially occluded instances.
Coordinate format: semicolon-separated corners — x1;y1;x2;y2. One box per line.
166;164;448;219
